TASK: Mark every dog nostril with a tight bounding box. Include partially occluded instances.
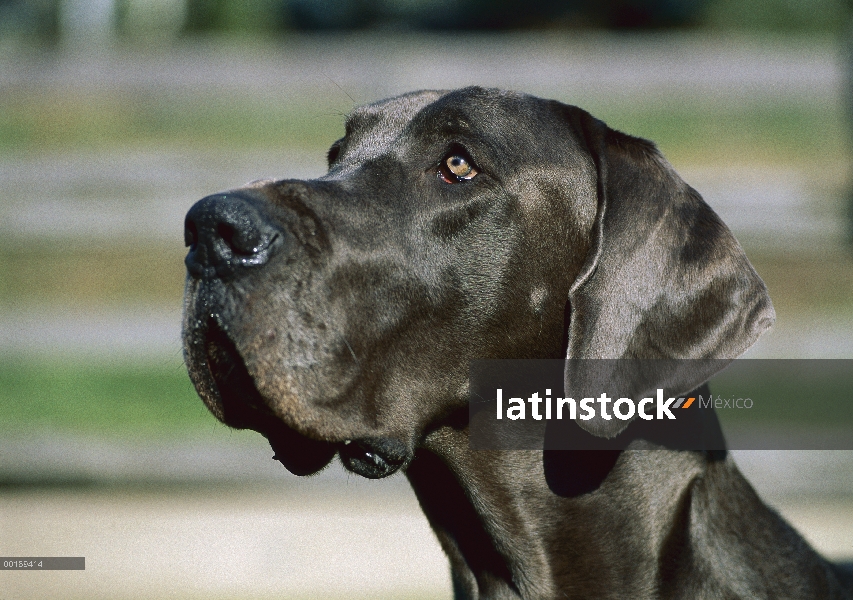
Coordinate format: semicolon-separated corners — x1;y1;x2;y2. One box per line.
216;222;239;253
184;220;198;249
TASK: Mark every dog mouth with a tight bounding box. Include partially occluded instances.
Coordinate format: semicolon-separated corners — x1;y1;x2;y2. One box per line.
198;318;408;479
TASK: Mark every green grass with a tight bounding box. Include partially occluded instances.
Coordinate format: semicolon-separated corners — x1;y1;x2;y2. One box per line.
749;252;853;317
0;242;187;308
0;357;216;437
0;90;347;154
1;89;847;166
587;96;848;166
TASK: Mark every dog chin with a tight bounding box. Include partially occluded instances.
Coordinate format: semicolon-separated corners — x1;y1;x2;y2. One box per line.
186;316;338;476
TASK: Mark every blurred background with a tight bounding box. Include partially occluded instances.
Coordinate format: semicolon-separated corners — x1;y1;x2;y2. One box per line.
1;0;853;598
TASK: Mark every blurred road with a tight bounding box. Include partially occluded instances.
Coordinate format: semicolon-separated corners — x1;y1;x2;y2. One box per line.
0;475;451;600
1;452;851;600
1;34;840;100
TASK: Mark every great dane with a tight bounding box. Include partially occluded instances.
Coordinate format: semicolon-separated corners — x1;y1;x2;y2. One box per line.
183;87;853;598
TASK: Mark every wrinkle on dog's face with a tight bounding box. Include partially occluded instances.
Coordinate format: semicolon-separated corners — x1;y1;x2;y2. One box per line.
183;87;600;472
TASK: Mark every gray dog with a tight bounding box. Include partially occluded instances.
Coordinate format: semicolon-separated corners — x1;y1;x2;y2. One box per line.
183;87;852;599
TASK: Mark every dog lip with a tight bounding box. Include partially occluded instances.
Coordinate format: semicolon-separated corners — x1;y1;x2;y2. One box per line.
203;318;271;425
199;318;338;476
265;426;338;477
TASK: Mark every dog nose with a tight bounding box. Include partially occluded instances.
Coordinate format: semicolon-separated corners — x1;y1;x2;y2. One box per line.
184;194;281;280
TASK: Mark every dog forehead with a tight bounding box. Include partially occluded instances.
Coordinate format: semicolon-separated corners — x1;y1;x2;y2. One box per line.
341;90;448;159
339;87;545;166
348;90;448;133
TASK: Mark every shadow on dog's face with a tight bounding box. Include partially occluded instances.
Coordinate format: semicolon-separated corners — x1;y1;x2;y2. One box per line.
182;88;600;478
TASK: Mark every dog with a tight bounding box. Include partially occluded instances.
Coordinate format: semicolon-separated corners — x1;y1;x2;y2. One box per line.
182;87;853;598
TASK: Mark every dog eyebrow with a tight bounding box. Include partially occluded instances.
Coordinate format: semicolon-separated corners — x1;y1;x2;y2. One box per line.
343;113;368;137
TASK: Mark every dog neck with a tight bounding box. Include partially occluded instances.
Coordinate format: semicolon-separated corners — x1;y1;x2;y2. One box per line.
405;425;708;599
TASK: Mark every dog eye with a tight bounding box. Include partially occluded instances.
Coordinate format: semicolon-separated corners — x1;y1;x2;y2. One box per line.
439;153;478;183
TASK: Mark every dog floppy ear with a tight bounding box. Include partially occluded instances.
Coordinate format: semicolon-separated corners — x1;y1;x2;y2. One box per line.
562;109;775;438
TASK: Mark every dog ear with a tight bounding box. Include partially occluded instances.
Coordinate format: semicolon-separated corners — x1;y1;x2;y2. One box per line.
561;108;775;438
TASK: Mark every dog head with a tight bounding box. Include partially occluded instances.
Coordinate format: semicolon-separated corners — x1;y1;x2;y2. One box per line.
182;87;773;478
